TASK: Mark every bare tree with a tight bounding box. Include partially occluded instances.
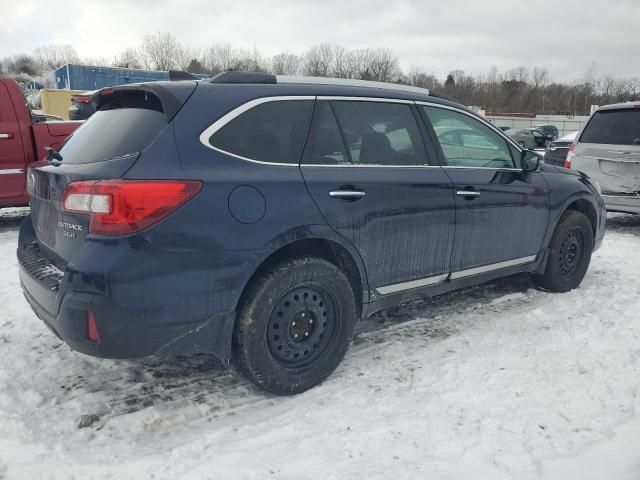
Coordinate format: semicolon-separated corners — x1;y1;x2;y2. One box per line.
271;52;302;75
33;44;79;72
303;44;334;77
140;32;183;70
114;47;144;69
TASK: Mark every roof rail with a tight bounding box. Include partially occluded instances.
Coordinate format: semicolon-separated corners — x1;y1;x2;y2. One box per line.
210;71;276;84
277;75;430;96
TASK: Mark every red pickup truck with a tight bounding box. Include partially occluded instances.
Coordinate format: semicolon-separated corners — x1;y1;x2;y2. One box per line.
0;77;81;207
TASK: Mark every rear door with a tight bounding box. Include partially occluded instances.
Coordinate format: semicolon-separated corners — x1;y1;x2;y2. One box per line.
420;104;549;275
0;81;26;198
573;106;640;194
301;99;455;296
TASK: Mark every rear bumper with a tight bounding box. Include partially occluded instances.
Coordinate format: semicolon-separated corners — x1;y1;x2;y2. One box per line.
603;194;640;215
17;215;259;361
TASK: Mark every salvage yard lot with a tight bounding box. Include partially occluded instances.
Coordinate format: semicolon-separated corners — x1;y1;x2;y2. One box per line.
0;208;639;479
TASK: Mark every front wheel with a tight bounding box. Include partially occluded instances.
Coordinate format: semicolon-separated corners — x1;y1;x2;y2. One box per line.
233;257;357;395
533;210;594;292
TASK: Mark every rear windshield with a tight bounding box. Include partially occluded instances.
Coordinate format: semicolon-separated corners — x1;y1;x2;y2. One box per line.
580;109;640;146
59;91;166;164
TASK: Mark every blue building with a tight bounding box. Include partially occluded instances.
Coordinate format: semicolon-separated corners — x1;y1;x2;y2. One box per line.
53;64;206;91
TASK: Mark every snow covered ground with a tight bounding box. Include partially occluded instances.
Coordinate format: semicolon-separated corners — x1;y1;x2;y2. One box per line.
1;208;639;480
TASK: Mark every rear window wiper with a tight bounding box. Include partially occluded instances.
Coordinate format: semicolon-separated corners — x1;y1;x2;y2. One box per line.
44;146;63;165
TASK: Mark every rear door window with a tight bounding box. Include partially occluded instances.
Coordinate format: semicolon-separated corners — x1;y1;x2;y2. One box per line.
580;109;640;146
330;101;429;166
60;91;167;164
209;100;314;164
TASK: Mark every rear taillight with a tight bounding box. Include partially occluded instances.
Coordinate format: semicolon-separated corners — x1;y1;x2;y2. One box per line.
564;144;576;169
73;95;91;103
61;180;202;235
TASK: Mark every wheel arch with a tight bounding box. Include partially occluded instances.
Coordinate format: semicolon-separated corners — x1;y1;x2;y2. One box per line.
236;234;369;320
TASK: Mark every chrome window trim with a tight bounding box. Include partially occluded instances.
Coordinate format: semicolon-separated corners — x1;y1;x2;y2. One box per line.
376;273;449;295
0;168;24;175
449;255;537;280
199;95;431;166
316;96;413;104
415;101;526;155
199;96;316;166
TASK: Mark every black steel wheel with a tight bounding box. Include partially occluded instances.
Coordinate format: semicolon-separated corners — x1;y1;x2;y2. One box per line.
233;257;357;395
267;285;336;369
534;210;594;292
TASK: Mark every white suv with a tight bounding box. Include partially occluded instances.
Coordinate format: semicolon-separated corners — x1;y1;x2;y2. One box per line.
567;102;640;214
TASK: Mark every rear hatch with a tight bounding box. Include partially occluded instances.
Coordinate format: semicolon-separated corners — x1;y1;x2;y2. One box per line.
575;105;640;194
27;82;196;267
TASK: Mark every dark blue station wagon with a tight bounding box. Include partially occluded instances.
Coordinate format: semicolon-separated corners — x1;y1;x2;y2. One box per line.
18;73;606;394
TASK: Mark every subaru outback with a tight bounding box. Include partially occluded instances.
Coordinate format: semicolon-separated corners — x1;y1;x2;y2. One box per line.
18;72;606;394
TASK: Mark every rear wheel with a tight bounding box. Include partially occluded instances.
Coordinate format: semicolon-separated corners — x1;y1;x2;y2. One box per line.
533;210;594;292
233;257;357;395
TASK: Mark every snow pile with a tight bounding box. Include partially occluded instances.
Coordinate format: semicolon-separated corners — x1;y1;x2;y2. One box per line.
0;210;639;479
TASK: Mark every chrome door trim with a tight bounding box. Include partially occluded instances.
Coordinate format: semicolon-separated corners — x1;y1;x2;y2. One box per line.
376;273;449;295
0;168;24;175
450;255;537;280
456;190;481;197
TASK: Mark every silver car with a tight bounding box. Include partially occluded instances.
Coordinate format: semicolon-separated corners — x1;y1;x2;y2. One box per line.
568;102;640;214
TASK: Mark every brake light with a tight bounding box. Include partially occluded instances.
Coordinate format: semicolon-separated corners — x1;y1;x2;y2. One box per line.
62;180;202;235
73;95;91;103
564;144;576;169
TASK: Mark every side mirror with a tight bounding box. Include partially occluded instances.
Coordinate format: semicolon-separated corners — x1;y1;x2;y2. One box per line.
522;150;541;172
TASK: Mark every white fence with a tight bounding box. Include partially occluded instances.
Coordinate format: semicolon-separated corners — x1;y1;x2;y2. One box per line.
484;114;590;138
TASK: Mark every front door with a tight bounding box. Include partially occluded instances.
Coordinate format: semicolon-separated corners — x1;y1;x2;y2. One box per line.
420;104;549;276
0;82;26;199
301;99;455;296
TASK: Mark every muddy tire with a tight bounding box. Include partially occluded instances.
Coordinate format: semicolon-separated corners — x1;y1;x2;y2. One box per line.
233;257;357;395
533;210;594;292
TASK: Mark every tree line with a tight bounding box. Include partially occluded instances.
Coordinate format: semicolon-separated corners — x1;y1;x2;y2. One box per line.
1;32;638;116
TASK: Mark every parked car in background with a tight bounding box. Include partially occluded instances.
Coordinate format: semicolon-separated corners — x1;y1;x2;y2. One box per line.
506;128;549;149
0;77;81;207
566;102;640;214
536;124;560;141
544;131;578;166
68;90;98;120
18;73;605;395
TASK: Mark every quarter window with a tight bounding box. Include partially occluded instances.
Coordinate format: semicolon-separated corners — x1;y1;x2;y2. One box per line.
209;100;314;164
330;101;429;166
423;106;514;169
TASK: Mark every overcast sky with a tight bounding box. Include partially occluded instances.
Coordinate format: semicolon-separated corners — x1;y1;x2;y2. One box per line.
1;0;638;82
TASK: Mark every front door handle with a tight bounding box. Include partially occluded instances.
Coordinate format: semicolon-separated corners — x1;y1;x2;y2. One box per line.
329;190;366;200
0;133;14;139
456;190;481;198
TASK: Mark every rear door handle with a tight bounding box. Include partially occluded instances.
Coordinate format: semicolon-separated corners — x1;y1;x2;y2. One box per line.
0;133;14;139
329;190;366;199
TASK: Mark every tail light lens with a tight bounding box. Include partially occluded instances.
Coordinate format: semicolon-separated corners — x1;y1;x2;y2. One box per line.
62;180;202;235
564;144;576;169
